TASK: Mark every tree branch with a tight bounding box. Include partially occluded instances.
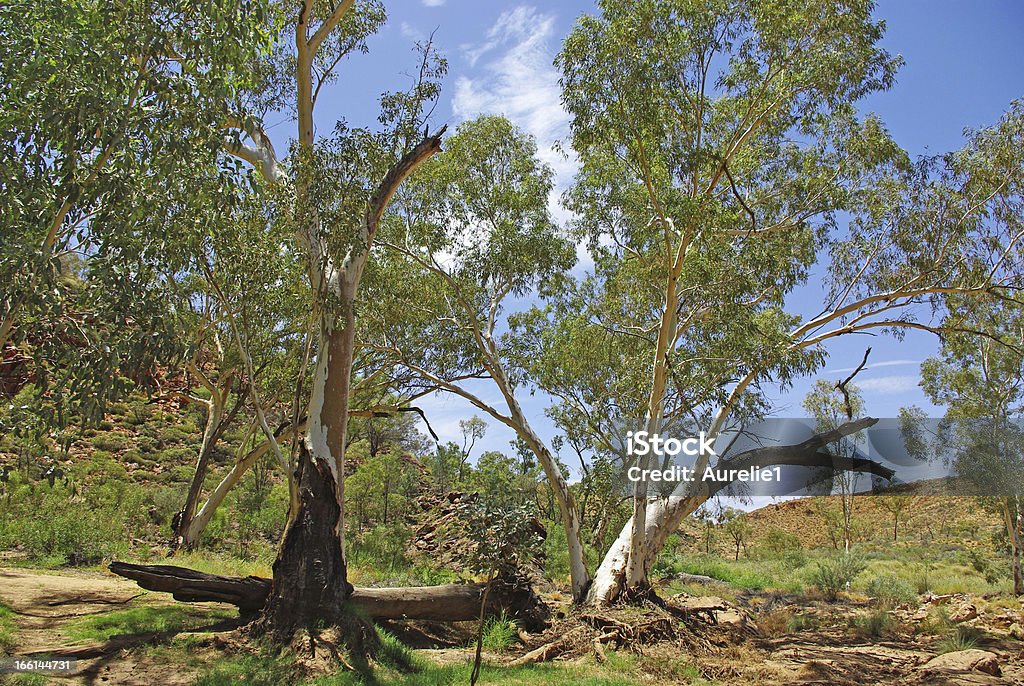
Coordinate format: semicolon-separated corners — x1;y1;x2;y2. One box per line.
365;126;447;239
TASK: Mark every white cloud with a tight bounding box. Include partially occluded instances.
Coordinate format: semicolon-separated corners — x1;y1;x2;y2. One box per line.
452;6;577;207
399;21;425;42
826;359;921;374
855;375;921;395
422;0;445;6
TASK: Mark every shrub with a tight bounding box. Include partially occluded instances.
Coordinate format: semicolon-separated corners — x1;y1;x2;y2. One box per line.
658;555;771;590
851;609;892;637
966;548;1002;584
88;433;129;452
481;614;519;651
169;465;195;483
810;553;866;599
157;446;198;466
135;436;158;453
936;625;984;654
0;602;18;654
157;426;193;447
914;565;932;594
756;607;794;637
787;612;819;633
0;482;132;565
866;574;917;607
348;521;411;572
780;548;809;570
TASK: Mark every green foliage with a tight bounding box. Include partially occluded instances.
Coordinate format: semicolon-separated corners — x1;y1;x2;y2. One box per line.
936;625;985;654
811;553;867;599
0;0;275;426
0;601;18;655
719;507;753;560
0;471;144;565
656;554;771;590
480;614;519;652
786;613;819;633
193;652;297;686
460;500;546;579
850;609;893;638
192;644;640;686
865;574;917;607
760;529;804;557
348;522;412;573
345;445;420;532
965;548;1003;585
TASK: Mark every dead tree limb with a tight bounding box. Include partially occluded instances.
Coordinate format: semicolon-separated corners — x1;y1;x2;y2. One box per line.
108;562;548;629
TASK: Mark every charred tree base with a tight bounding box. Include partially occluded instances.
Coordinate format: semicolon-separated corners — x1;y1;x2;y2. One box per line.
250;444;354;645
618;581;657;605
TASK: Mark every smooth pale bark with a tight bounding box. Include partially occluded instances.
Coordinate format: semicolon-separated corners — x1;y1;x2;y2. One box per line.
305;283;358;544
626;229;688;591
220;0;446;640
507;397;590;600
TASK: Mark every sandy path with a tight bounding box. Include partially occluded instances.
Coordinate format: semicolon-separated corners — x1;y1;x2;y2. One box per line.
0;567;209;685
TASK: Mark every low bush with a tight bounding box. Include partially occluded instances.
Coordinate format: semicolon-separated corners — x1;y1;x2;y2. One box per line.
88;432;130;452
481;614;519;651
866;573;917;607
810;553;866;599
936;625;985;654
850;609;893;638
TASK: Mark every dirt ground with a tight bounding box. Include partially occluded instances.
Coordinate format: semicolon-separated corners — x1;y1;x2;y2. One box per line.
0;567;229;685
1;566;1023;685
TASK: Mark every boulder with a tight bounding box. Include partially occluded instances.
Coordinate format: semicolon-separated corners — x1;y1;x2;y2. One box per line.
920;649;1000;677
950;603;979;623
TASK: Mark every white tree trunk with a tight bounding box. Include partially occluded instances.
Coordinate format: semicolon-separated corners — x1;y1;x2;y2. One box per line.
510;407;590;600
588;494;705;605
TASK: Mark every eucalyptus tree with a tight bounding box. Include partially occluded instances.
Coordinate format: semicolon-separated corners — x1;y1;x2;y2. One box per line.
367;115;590;599
219;2;450;640
803;380;866;554
0;0;272;354
167;189;309;550
919;298;1024;593
547;0;1024;605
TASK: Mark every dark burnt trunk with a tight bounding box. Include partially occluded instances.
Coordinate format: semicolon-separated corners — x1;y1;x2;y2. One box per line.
253;442;354;643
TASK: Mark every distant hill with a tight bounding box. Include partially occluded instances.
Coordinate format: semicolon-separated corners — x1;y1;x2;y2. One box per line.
676;482;1004;556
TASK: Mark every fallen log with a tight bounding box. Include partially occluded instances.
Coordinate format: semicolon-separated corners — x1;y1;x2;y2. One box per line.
109;562;271;611
108;562;548;630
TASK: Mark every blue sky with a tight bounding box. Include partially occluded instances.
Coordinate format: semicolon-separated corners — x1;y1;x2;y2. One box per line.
281;1;1024;463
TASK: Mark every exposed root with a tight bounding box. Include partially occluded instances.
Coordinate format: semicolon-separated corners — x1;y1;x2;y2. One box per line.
507;627;588;666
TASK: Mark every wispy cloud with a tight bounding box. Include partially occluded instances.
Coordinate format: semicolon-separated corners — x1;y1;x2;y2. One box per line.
422;0;445;7
452;6;576;202
826;359;921;374
855;375;921;395
399;21;425;42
